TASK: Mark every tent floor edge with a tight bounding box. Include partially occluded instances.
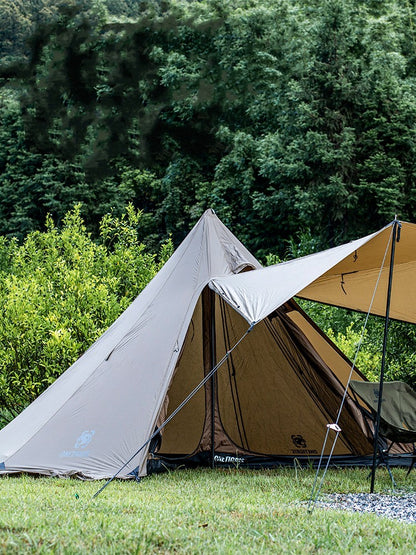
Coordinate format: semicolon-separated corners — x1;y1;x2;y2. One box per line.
146;452;414;474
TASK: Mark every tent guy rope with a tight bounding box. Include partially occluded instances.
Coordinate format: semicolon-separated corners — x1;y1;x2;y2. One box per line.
308;222;395;511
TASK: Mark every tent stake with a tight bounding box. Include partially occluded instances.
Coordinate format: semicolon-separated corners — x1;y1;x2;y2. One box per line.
370;219;400;493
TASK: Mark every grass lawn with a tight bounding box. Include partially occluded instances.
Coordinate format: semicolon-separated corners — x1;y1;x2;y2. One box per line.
0;467;415;553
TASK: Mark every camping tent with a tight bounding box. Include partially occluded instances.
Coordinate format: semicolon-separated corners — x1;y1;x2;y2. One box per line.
1;210;401;480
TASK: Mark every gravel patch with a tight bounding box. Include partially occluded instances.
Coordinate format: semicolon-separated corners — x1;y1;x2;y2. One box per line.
316;492;416;523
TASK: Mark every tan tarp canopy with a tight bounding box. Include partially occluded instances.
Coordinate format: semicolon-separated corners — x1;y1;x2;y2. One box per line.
210;221;416;325
0;211;383;479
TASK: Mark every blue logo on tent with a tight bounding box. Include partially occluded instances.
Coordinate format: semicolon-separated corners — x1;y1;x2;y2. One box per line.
74;430;95;449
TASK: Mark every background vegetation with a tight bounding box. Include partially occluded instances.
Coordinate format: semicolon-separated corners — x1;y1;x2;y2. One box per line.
1;0;416;420
2;0;416;251
0;206;172;425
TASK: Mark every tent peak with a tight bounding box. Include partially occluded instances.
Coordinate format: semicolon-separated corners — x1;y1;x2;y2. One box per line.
201;208;216;217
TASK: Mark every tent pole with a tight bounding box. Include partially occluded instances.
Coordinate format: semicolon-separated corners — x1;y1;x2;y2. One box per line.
370;219;400;493
210;290;216;469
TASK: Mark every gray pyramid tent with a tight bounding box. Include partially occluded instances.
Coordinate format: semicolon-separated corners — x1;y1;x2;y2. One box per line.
0;210;381;479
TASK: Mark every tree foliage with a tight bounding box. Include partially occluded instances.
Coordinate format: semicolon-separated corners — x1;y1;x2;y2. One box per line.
1;0;416;254
0;205;172;425
300;299;416;389
2;0;416;404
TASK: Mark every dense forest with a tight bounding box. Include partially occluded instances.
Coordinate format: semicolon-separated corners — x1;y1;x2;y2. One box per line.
2;0;416;418
2;0;416;254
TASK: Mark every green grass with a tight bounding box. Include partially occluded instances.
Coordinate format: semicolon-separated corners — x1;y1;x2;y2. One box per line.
0;467;415;553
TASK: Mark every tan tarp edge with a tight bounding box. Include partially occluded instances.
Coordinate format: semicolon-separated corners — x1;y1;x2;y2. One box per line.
210;221;416;325
209;225;386;324
298;222;416;323
0;210;260;479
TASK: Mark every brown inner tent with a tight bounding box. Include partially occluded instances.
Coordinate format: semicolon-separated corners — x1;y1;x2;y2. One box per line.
154;290;372;468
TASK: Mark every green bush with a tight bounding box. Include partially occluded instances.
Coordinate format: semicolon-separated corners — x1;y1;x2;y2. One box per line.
300;299;416;387
0;205;172;426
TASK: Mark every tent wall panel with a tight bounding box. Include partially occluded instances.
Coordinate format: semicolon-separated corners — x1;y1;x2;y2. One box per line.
157;298;206;455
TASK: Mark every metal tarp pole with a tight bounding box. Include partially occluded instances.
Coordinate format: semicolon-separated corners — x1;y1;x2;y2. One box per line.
210;290;216;468
370;219;400;492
